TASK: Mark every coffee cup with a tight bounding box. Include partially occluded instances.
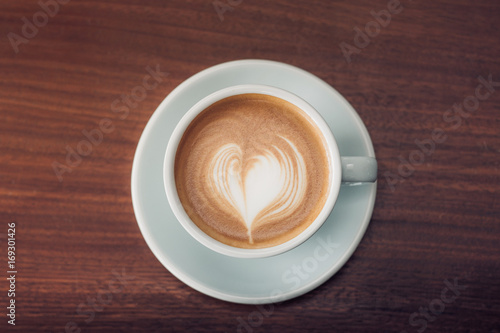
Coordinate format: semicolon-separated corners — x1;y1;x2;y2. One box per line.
163;85;376;258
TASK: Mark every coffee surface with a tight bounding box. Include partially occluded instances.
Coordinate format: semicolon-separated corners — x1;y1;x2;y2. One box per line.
174;93;330;249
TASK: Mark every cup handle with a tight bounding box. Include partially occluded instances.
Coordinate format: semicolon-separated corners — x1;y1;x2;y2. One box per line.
341;156;377;183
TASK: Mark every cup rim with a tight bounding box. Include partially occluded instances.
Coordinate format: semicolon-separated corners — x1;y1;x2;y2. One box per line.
163;84;342;258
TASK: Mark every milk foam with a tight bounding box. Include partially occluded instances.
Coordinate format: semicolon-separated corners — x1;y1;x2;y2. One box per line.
208;137;307;243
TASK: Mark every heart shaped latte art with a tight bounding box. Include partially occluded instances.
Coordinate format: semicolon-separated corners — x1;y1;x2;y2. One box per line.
207;136;307;243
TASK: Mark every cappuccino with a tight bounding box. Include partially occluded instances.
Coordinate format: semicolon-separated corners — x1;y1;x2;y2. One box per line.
174;93;330;249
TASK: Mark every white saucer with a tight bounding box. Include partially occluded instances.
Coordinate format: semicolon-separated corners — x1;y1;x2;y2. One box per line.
131;59;377;304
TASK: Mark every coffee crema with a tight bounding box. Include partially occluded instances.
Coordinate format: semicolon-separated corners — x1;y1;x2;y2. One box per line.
174;93;330;249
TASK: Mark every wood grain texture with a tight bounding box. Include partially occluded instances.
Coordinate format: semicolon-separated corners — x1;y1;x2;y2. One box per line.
0;0;499;332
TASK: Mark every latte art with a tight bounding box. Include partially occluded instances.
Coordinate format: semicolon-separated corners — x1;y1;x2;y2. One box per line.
208;137;307;243
174;94;330;249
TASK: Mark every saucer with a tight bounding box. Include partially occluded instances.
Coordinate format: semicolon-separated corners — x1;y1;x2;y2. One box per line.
131;59;377;304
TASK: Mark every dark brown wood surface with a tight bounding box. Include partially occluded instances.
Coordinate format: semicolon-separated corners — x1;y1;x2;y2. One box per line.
1;0;499;332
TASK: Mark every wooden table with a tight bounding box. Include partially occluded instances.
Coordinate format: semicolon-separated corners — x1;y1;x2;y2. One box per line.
1;0;499;332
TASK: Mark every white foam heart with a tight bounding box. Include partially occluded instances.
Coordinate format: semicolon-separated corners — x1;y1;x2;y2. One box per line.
208;137;307;243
